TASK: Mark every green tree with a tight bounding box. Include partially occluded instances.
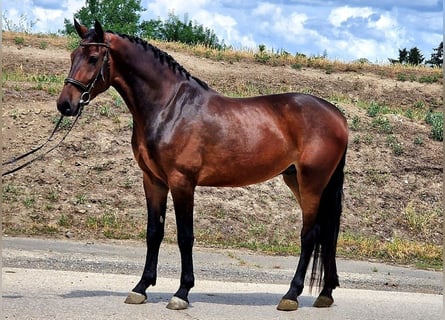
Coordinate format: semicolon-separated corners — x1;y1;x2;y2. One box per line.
427;41;443;67
140;12;223;49
389;47;425;65
139;18;164;39
63;0;145;35
407;47;424;65
398;48;409;63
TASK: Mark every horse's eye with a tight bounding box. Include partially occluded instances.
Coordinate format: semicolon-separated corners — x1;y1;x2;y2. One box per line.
89;56;99;64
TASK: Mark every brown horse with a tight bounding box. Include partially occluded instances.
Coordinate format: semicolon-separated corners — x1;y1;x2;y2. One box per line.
57;20;348;312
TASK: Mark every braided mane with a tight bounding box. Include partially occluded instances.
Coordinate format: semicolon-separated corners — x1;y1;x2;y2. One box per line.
109;31;209;90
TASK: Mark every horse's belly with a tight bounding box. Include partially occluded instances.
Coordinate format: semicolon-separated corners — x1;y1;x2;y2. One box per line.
196;156;293;187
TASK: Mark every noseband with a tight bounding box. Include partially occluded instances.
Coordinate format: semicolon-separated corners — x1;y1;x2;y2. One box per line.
64;42;110;107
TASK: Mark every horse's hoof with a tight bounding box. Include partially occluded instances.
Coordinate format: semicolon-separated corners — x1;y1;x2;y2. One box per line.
313;295;334;308
277;298;298;311
166;296;189;310
124;291;146;304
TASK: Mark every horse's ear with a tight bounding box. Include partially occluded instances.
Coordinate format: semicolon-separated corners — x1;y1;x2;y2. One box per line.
94;20;105;43
74;19;88;39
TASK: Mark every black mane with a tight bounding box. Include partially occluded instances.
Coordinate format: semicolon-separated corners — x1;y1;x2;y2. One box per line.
108;31;209;90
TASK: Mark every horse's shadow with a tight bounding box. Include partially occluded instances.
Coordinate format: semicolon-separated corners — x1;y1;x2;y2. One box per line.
60;290;316;308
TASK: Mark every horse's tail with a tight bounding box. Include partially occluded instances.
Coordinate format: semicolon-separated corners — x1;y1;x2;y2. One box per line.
309;148;346;291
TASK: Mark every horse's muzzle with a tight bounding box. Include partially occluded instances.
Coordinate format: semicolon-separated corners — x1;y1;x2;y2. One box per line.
57;100;79;116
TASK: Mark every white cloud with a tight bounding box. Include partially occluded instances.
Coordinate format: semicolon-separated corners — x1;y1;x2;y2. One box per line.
32;7;64;32
278;12;308;36
328;6;374;27
252;2;310;42
194;10;256;49
146;0;210;17
253;2;278;16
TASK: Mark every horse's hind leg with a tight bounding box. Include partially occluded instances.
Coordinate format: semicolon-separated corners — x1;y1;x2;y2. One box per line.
277;170;317;311
313;152;345;308
277;164;331;311
126;173;168;304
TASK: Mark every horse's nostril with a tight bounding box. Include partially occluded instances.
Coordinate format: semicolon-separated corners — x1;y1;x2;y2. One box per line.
57;101;72;116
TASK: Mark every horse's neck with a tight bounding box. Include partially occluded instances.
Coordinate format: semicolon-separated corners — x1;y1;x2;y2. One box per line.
110;46;182;120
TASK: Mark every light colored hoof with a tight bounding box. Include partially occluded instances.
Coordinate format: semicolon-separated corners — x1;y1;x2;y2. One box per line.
313;295;334;308
166;296;189;310
124;292;146;304
277;298;298;311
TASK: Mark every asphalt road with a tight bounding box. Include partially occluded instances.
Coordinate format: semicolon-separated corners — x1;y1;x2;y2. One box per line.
2;236;443;319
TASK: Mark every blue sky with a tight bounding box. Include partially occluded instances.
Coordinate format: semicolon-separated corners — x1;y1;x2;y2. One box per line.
3;0;443;62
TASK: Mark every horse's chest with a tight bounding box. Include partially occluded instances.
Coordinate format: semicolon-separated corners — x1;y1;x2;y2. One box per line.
131;133;167;182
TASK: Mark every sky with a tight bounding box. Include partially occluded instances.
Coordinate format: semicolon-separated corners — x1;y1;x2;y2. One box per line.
2;0;443;62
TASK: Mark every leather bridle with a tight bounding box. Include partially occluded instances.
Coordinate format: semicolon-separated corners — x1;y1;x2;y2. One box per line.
64;42;110;107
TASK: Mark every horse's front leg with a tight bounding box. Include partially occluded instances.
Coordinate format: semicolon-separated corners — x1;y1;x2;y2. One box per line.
166;175;196;310
125;173;168;304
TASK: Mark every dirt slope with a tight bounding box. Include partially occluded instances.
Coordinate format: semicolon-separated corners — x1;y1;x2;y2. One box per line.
2;39;443;259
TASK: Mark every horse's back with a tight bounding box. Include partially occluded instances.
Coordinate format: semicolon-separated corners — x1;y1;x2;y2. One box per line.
211;92;347;140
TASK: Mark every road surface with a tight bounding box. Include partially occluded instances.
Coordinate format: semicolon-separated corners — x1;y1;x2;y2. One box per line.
2;237;443;319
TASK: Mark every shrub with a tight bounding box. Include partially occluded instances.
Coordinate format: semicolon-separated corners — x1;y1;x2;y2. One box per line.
425;111;443;141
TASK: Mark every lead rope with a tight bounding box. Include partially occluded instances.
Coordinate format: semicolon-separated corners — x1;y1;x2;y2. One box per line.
3;42;109;177
2;106;83;177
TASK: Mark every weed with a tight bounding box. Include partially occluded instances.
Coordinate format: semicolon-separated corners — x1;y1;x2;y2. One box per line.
418;74;439;84
413;136;424;145
352;135;361;144
31;225;58;235
3;184;20;201
366;101;389;117
325;64;333;74
58;214;72;227
109;89;124;109
365;168;388;186
350;115;361;131
74;194;87;205
413;101;425;109
14;36;25;46
99;104;112;117
403;202;441;237
386;135;404;155
22;196;35;208
47;189;60;202
425;111;443;141
248;223;267;237
372;116;393;134
52;116;72;130
362;133;374;144
39;41;48;49
396;73;407;82
254;52;271;64
10;109;20;119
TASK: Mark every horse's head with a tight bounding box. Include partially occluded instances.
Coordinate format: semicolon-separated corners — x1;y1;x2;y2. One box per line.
57;20;111;116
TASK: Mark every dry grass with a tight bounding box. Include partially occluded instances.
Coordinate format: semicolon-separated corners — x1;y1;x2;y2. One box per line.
338;232;442;270
4;31;442;84
154;40;442;84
